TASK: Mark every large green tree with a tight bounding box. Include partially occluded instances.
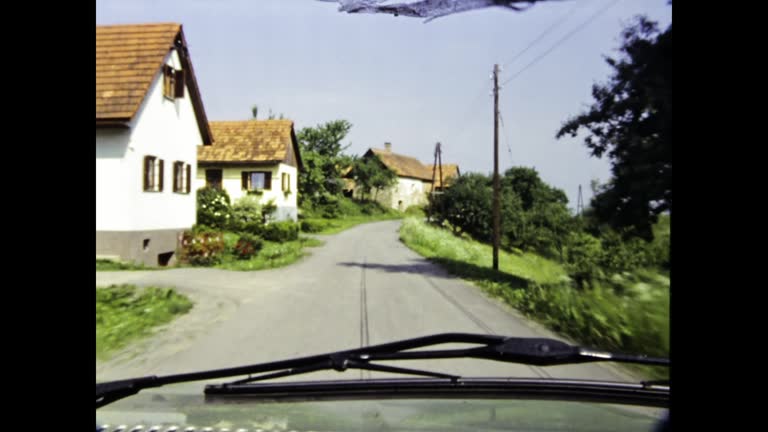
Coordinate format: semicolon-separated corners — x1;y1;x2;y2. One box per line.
296;120;353;206
430;173;493;241
556;16;671;241
500;168;572;257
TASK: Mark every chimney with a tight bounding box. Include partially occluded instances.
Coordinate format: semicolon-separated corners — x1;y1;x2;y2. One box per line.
384;142;392;152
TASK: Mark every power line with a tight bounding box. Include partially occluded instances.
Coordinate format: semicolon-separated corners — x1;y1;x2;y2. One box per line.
501;0;589;70
444;79;492;145
500;0;623;87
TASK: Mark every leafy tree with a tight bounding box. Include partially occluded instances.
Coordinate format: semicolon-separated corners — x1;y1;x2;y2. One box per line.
556;16;671;240
296;120;354;206
348;155;397;200
430;173;492;240
500;167;573;257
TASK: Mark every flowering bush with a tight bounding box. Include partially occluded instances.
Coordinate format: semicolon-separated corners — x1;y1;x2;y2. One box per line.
180;229;225;266
233;233;264;260
197;187;232;229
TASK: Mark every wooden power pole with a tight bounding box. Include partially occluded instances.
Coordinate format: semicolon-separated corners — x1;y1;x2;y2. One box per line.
492;64;500;271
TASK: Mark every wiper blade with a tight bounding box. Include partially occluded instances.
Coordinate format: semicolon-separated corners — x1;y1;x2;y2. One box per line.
96;333;669;408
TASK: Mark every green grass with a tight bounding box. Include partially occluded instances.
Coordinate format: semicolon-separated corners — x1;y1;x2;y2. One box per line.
399;218;567;285
96;284;193;360
96;259;161;271
214;236;324;271
302;214;403;235
399;218;669;380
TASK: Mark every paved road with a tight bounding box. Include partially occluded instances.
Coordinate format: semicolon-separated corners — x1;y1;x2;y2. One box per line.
96;220;636;384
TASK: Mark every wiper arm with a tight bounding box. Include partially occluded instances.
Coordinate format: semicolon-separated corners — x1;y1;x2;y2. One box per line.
97;333;669;408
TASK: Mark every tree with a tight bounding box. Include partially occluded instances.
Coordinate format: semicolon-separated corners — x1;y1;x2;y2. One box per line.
556;16;671;241
296;120;354;206
349;155;397;200
500;167;573;258
430;173;492;241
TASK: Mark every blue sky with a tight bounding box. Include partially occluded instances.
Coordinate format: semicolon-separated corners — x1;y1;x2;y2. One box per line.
96;0;672;208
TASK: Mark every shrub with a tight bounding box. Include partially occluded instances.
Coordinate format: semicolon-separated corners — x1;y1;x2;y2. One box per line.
197;188;232;229
180;229;225;266
262;199;278;223
239;220;265;237
230;195;263;232
262;221;299;242
233;233;264;260
301;219;327;233
564;231;603;289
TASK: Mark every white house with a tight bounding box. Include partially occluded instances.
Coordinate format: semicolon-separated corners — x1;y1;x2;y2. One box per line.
354;144;433;211
96;23;212;266
347;143;461;211
196;120;302;221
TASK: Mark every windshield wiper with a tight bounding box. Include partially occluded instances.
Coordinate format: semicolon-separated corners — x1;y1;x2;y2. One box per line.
96;333;669;408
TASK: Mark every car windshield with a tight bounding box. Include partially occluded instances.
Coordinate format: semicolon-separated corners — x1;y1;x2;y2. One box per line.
96;0;671;430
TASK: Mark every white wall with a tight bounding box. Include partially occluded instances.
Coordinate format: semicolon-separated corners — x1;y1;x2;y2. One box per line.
96;49;203;231
359;176;429;210
195;163;299;221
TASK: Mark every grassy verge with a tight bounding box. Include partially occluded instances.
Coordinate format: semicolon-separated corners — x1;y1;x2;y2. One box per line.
399;218;669;380
214;235;324;271
96;284;193;360
96;259;161;271
299;196;405;235
301;214;403;235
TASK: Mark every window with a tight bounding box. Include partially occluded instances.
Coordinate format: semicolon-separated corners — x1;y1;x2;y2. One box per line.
242;171;272;191
162;64;185;100
173;161;192;194
143;156;164;192
282;172;291;192
206;169;222;189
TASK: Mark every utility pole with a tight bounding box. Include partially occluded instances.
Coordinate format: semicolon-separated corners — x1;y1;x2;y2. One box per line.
492;64;501;271
430;142;443;194
577;184;584;217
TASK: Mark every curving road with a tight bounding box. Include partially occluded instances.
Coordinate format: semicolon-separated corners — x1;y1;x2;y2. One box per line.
96;220;636;384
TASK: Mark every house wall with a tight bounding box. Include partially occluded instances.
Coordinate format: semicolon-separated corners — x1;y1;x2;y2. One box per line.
361;176;429;211
96;49;204;266
195;163;299;221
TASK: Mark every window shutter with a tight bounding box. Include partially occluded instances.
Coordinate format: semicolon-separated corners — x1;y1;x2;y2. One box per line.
186;164;191;193
264;172;272;190
242;172;249;190
163;65;173;98
174;70;185;98
158;159;164;191
173;163;179;192
143;156;151;191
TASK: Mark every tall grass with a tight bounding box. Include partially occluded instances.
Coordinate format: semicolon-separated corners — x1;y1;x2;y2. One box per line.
399;218;669;379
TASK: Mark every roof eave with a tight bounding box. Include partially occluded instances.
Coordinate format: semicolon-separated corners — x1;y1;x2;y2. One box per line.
177;26;213;145
198;160;283;167
290;125;303;171
96;118;131;128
